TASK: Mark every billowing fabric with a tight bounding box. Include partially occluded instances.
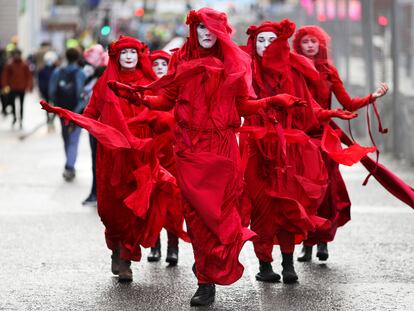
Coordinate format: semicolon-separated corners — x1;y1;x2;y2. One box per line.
150;49;188;245
134;8;257;285
42;36;187;261
292;26;377;244
243;19;331;261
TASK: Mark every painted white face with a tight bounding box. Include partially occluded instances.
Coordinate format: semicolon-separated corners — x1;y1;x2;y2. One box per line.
119;48;138;70
152;58;168;78
197;23;217;49
256;31;277;57
300;34;320;58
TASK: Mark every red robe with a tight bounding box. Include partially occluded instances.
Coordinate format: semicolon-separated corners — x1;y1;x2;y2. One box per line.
41;36;188;262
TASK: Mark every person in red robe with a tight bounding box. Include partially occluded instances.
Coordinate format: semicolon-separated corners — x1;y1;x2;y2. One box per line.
242;19;373;284
40;36;187;282
109;8;304;307
292;25;388;262
146;50;182;265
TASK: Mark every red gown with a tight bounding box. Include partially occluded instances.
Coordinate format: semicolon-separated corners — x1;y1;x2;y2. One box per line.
41;36;187;261
128;8;257;285
293;26;375;244
242;20;375;261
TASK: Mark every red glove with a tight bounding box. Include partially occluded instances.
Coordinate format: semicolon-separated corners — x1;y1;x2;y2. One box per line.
107;80;142;103
266;93;307;109
318;108;358;122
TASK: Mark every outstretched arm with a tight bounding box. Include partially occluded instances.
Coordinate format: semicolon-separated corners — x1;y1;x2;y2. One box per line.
107;80;175;111
331;67;388;111
237;93;306;117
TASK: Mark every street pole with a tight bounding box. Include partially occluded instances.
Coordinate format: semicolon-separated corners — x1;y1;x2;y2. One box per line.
391;0;403;158
361;0;375;93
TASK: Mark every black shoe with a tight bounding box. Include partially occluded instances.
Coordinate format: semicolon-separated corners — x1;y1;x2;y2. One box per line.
316;242;329;261
118;259;133;282
281;253;298;284
166;247;178;266
111;249;120;275
82;194;97;207
255;260;280;282
297;245;313;262
190;284;215;307
62;168;76;182
147;248;161;262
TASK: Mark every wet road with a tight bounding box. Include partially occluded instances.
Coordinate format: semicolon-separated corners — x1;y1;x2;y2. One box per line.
1;93;413;310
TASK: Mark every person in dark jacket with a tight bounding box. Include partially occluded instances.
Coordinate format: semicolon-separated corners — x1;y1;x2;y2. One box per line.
49;48;86;181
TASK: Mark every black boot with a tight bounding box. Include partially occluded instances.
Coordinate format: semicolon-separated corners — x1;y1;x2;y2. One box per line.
190;284;216;307
118;259;133;282
166;232;179;265
147;238;161;262
166;247;178;266
255;260;281;282
111;249;120;275
297;245;313;262
316;242;329;261
281;253;298;284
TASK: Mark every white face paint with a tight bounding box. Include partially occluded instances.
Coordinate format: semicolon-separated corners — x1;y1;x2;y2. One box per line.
300;34;320;58
119;48;138;70
256;31;277;57
152;58;168;78
197;23;217;49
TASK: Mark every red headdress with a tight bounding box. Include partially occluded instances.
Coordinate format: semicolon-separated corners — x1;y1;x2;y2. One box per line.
93;35;156;105
176;7;254;97
150;50;171;63
292;25;332;67
245;19;318;97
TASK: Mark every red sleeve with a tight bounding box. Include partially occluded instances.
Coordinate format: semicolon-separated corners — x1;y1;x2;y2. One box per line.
236;96;266;116
142;84;178;111
330;66;373;111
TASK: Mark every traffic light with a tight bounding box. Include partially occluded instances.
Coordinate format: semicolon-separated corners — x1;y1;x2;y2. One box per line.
101;14;111;37
377;15;388;27
101;25;111;36
134;7;145;17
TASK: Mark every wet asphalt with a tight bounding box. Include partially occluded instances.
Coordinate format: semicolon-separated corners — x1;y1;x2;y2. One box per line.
1;93;413;311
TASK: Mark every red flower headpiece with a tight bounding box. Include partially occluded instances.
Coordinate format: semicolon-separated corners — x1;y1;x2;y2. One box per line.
108;35;149;59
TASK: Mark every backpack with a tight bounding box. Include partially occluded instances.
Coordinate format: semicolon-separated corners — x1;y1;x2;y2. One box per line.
54;68;78;110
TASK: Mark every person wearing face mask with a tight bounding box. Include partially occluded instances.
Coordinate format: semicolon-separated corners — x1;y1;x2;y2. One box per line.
109;8;304;307
291;26;389;262
242;19;376;284
40;36;188;283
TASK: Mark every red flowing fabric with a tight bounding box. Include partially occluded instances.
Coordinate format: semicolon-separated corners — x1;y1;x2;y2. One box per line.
292;26;379;244
130;8;257;285
332;121;414;209
149;49;188;244
41;36;187;260
243;19;332;260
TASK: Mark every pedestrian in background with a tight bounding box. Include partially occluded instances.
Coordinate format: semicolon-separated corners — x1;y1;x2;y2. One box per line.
0;48;8;117
1;49;33;128
37;50;59;132
81;44;108;206
48;48;86;181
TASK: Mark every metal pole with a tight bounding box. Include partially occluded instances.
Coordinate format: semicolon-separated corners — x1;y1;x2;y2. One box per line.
391;0;403;157
361;0;375;93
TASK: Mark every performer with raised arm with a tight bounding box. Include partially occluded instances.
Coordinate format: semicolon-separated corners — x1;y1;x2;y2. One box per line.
109;8;304;306
292;25;388;262
242;19;373;284
41;36;186;283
